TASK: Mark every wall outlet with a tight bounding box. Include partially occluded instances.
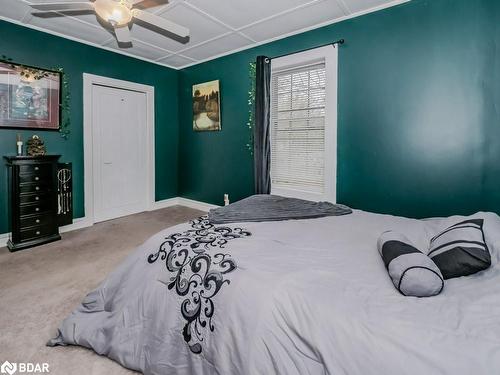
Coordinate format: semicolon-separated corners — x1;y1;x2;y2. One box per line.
224;194;229;206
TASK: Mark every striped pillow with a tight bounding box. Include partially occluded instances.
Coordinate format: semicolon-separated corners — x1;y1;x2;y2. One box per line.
428;219;491;279
378;231;444;297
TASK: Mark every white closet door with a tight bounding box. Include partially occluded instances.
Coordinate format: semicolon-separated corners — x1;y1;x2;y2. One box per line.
91;84;148;223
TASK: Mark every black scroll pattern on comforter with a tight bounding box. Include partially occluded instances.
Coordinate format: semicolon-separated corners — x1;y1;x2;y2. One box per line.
147;216;251;354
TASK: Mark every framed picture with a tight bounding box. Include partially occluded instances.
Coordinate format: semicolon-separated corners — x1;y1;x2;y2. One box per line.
0;60;61;130
193;80;221;131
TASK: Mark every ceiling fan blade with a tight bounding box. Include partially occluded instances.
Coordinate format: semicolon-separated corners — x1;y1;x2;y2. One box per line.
130;0;168;8
30;2;94;12
114;26;132;44
131;8;189;38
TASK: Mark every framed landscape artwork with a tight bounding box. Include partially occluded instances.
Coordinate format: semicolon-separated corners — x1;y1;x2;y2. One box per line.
193;80;221;131
0;60;61;130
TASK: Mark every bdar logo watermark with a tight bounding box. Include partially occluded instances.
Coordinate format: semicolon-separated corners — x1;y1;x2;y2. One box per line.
1;361;49;374
1;362;16;375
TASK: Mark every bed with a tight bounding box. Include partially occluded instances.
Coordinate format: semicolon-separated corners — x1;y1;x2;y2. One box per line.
49;209;500;374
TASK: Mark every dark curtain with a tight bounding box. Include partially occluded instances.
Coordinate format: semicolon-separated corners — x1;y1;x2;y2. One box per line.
254;56;271;194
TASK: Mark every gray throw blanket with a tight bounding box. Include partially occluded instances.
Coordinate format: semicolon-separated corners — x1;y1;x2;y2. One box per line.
208;194;352;224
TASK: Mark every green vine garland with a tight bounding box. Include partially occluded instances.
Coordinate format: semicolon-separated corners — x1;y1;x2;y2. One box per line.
246;62;256;155
1;55;71;139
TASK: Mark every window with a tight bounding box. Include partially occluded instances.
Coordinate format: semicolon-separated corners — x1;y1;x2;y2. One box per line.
270;45;338;202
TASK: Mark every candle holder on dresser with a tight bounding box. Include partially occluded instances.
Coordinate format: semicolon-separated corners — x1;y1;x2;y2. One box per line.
4;155;61;251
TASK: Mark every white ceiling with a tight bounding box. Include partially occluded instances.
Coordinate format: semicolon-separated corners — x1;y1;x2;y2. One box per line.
1;0;408;69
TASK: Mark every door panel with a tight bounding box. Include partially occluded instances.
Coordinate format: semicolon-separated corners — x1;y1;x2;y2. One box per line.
92;84;148;222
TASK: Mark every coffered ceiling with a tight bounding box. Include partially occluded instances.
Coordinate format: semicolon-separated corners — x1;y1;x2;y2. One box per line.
1;0;408;69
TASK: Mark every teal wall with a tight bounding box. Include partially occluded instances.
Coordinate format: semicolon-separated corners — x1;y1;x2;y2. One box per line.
179;0;500;218
0;20;179;233
2;0;499;234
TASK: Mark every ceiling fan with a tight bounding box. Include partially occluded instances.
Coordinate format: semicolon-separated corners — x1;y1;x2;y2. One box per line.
29;0;190;45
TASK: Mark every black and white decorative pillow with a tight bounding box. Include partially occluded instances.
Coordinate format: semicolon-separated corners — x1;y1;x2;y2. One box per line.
428;219;491;279
378;231;444;297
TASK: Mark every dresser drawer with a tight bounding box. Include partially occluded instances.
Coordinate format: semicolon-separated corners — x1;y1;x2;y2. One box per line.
20;224;57;242
19;172;51;184
19;182;51;194
20;214;54;228
19;202;53;216
19;163;52;175
20;192;50;205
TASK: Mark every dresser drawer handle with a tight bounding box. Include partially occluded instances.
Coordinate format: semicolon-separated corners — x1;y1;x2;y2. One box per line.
35;176;40;181
35;207;40;212
35;196;40;201
36;219;40;224
35;166;39;171
36;231;41;235
35;186;40;191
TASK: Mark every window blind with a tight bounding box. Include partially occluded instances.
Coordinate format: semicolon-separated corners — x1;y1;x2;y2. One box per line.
270;62;326;194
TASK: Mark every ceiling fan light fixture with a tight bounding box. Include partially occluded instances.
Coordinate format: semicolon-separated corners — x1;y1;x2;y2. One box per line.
94;0;132;26
109;9;124;23
29;0;190;47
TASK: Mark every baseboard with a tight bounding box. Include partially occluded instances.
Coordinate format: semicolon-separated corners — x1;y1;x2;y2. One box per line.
177;197;220;212
0;232;9;248
152;197;220;212
0;197;219;248
60;217;94;233
149;197;180;210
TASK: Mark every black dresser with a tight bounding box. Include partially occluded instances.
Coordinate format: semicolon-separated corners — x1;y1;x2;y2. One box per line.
4;155;61;251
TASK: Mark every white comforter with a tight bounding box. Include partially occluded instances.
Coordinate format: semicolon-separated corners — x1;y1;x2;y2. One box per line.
52;210;500;374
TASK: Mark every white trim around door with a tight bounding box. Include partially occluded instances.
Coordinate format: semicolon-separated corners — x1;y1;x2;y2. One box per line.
83;73;155;225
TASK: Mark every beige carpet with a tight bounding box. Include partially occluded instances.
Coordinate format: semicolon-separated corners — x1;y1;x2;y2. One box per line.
0;206;204;375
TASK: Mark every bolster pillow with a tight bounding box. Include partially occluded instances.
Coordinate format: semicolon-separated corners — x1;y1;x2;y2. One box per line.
378;231;444;297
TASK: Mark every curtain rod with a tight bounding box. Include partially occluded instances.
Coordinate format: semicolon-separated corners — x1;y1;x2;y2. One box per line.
266;39;345;61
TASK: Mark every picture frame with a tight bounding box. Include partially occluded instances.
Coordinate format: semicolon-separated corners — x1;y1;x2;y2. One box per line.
0;59;62;130
192;80;221;132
